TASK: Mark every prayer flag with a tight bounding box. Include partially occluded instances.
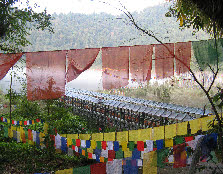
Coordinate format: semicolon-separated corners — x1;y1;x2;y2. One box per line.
90;162;106;174
137;141;144;151
155;43;174;79
117;131;128;142
130;45;153;82
165;124;176;139
156;139;164;150
143;151;157;174
173;143;187;168
175;42;191;74
0;53;23;80
66;48;100;82
73;166;90;174
26;50;66;100
102;46;129;89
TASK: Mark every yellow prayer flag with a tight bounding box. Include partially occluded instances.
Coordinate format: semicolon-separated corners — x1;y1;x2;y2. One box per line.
139;128;152;141
28;140;34;145
124;148;132;158
165;138;173;147
92;133;103;141
43;123;49;134
177;122;187;136
201;115;215;131
91;140;96;149
8;128;13;138
67;134;78;140
104;132;115;141
143;151;157;174
129;130;139;142
20;127;23;141
153;126;164;140
67;138;72;147
88;148;93;154
189;119;201;134
40;132;45;145
60;134;67;138
79;134;90;140
55;168;73;174
165;124;177;139
117;131;128;142
121;141;128;151
32;120;35;124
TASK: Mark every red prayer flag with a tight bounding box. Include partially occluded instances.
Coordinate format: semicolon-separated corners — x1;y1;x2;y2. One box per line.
102;46;129;90
72;145;75;150
1;117;3;121
108;158;113;162
22;133;26;143
175;42;191;75
28;129;32;140
50;135;55;147
0;53;23;80
108;150;116;159
12;120;14;124
66;48;100;82
90;162;106;174
36;119;40;122
137;141;144;151
88;152;92;159
130;45;153;82
26;50;66;100
76;139;81;147
24;121;27;125
155;43;174;79
173;143;187;168
184;136;194;142
102;141;107;150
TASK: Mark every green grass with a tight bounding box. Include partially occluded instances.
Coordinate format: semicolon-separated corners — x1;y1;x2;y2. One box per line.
0;136;95;173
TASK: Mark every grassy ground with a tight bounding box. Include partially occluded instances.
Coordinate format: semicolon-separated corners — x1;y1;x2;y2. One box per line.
0;136;95;174
99;80;219;110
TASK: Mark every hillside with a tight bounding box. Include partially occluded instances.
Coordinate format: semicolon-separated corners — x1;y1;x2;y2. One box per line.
24;4;210;52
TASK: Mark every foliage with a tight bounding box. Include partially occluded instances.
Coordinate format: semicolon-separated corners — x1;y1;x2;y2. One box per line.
166;0;223;37
42;100;87;134
0;0;53;52
11;95;41;120
152;83;172;103
0;136;91;173
213;87;223;109
23;5;210;52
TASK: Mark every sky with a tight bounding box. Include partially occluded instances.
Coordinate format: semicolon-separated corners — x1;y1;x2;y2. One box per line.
15;0;167;15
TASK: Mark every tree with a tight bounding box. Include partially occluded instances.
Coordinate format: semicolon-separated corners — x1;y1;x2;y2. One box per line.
0;0;53;52
166;0;223;38
101;0;223;168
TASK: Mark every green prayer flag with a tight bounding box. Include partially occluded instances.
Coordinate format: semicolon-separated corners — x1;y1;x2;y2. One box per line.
175;137;184;145
24;129;28;139
210;151;218;163
157;149;169;168
73;165;90;174
192;38;223;70
129;141;135;151
116;148;124;159
96;141;102;149
72;139;76;146
4;126;8;138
